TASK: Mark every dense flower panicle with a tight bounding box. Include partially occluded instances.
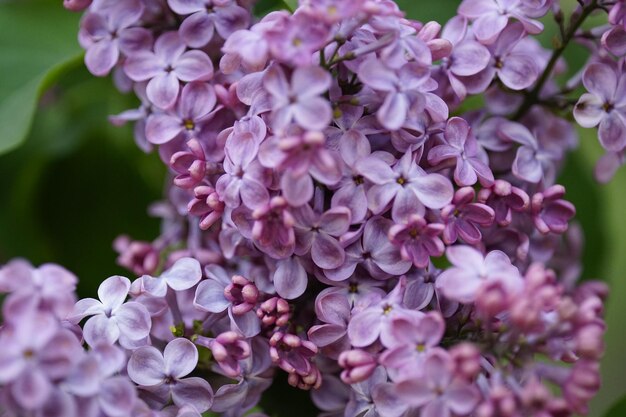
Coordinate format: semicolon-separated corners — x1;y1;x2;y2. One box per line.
0;0;617;415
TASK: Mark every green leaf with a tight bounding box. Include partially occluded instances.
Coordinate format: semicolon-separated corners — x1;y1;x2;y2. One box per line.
0;0;82;155
587;135;626;416
601;394;626;417
282;0;297;12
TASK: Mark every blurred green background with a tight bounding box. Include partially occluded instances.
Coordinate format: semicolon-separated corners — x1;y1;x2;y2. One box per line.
0;0;624;416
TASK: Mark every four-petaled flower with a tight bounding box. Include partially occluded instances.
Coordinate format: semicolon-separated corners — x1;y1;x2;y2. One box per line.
128;338;213;412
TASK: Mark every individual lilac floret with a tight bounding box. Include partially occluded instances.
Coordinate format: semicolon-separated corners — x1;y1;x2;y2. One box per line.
388;215;445;268
170;139;209;189
574;62;626;152
428;117;493;186
440;16;491;99
338;349;377;384
330;216;412;281
0;312;83;410
602;25;626;56
258;130;341;207
345;367;408;417
294;205;351;270
458;0;545;44
357;150;454;218
0;259;77;320
257;296;291;327
194;265;261;337
251;196;296;259
221;25;270;74
113;235;160;276
263;64;332;131
79;0;151;76
217;116;270;209
498;121;560;184
127;338;213;412
188;185;225;230
287;364;322;390
308;287;351;358
69;275;151;347
530;185;575;235
347;277;411;348
146;81;219;145
264;12;329;67
125;32;214;109
168;0;250;48
358;58;436;130
195;266;258;315
64;344;137;417
269;332;318;378
436;245;523;303
477;179;529;226
195;331;251;377
139;257;203;298
210;338;273;414
380;311;445;379
441;187;495;245
395;349;480;417
300;0;366;23
461;23;539;93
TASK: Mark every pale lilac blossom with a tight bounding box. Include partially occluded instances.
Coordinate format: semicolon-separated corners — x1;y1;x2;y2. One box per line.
69;275;151;347
437;245;523;303
125;32;214;109
127;338;213;412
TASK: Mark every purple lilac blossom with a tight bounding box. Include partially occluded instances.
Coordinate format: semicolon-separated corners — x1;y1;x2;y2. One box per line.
3;0;616;415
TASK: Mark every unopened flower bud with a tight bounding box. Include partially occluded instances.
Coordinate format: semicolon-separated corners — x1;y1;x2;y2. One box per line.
338;349;376;384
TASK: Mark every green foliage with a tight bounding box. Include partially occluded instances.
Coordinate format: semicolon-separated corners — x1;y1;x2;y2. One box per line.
282;0;297;11
0;65;165;297
0;0;82;155
602;395;626;417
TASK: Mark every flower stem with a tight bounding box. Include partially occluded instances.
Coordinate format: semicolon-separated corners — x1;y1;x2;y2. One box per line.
513;0;599;120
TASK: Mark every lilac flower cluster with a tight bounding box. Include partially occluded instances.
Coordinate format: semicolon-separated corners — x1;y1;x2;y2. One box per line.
0;0;618;416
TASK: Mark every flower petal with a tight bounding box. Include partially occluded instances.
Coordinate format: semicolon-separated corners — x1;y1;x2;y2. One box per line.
583;63;617;101
347;308;381;347
312;233;345;270
175;50;214;82
293;97;332;131
179;12;215;48
499;53;538;90
11;368;51;410
598;111;626;151
114;302;151;340
147;72;180;109
164;338;198;379
145;114;183;144
573;93;604;128
274;257;308;300
171;377;213;412
98;275;130;310
436;267;482;303
83;314;120;346
162;257;202;291
194;279;230;313
377;92;408;131
127;346;165;386
99;376;137;417
85;40;119;77
409;173;453;209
